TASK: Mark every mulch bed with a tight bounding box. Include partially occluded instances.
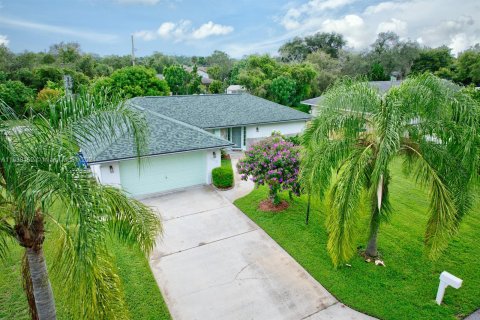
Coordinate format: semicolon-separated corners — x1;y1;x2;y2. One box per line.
258;199;289;212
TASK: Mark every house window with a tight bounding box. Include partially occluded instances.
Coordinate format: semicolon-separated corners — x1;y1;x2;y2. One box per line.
227;128;231;141
243;127;246;146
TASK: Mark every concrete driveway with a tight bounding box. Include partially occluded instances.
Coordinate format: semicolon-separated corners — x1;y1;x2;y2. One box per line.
144;186;373;320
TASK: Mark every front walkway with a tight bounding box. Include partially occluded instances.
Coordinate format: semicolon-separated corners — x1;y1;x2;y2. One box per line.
144;159;374;319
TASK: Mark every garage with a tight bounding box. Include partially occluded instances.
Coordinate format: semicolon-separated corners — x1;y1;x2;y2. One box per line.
119;151;207;197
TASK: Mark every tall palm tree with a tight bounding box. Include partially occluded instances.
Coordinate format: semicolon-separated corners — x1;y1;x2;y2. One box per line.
0;92;161;319
301;74;479;267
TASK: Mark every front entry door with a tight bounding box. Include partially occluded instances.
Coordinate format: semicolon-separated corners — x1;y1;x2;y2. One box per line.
232;127;242;148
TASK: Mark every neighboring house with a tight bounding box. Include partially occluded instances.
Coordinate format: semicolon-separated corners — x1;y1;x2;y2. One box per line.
83;94;310;198
183;65;212;86
226;85;246;94
302;80;403;116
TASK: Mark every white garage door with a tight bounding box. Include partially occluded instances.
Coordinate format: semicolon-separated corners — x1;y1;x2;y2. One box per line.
119;151;206;197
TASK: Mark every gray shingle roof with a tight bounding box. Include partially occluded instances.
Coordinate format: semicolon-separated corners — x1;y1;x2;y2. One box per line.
83;107;233;164
129;94;311;129
301;81;403;106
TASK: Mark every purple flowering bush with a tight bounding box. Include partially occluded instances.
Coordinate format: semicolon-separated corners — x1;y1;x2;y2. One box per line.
237;133;300;205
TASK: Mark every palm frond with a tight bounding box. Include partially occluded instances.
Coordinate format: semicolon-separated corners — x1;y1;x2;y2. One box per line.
401;144;458;259
327;144;373;267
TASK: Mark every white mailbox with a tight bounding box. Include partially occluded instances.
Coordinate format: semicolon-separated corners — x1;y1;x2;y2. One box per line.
436;271;463;305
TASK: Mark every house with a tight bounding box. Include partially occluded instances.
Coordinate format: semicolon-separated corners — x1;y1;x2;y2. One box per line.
84;94;310;198
302;80;403;116
226;85;246;94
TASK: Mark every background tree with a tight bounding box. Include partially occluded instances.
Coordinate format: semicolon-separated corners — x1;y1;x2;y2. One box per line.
98;66;170;98
208;80;224;93
0;80;35;115
188;65;202;94
411;46;454;75
205;50;233;80
301;75;479;266
279;32;346;61
164;64;190;95
49;42;81;65
306;51;341;94
0;92;161;319
279;37;310;62
368;32;420;78
268;76;297;106
304;32;346;58
454;48;480;85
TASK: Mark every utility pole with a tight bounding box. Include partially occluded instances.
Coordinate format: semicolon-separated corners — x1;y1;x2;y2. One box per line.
131;34;135;66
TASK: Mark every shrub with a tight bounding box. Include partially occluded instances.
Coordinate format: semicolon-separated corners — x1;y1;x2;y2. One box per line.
212;166;233;189
237;133;300;205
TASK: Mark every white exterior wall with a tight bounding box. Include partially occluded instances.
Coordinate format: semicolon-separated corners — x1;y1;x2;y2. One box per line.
205;149;221;184
246;121;307;140
90;161;121;188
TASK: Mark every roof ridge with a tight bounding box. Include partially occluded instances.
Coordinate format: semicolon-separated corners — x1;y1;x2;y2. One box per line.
134;93;244;98
128;101;232;144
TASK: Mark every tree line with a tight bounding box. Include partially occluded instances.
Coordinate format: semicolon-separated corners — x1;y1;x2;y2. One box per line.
0;32;479;116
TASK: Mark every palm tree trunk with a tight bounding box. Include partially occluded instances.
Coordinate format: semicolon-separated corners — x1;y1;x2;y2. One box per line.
26;247;56;320
22;253;39;320
365;222;379;257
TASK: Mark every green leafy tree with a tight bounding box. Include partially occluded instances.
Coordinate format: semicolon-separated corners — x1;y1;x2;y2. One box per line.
144;52;176;74
368;62;388;81
49;42;81;64
205;50;233;80
301;75;479;266
279;32;346;61
208;80;224;93
306;51;342;94
0;92;161;319
411;46;454;75
0;80;35;115
305;32;346;58
164;64;191;95
279;37;311;62
32;66;64;91
268;76;297;106
100;66;170;98
454;49;480;85
188;65;202;94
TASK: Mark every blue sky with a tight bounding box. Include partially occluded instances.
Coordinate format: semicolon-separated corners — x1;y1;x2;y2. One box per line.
0;0;479;57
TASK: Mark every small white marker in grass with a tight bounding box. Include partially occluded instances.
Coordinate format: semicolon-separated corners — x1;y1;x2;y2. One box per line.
436;271;462;305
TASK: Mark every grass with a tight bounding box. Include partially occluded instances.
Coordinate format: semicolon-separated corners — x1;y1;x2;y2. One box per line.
234;160;480;320
0;236;171;319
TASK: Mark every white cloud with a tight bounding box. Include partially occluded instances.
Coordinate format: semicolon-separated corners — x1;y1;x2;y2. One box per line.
275;0;480;54
157;22;176;38
0;34;8;46
134;20;234;42
191;21;234;39
0;16;118;43
281;0;357;30
377;18;408;37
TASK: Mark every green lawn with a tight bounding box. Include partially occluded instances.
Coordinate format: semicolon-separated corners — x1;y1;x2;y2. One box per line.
0;237;171;319
234;160;480;320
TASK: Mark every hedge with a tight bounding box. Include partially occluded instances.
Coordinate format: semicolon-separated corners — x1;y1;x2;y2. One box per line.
212;166;233;189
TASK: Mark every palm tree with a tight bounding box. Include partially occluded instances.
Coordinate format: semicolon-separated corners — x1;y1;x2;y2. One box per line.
301;74;479;267
0;92;161;319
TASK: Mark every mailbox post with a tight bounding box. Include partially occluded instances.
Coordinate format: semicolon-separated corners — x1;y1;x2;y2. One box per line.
436;271;462;305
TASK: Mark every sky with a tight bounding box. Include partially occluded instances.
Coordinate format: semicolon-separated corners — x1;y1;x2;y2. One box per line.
0;0;479;58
